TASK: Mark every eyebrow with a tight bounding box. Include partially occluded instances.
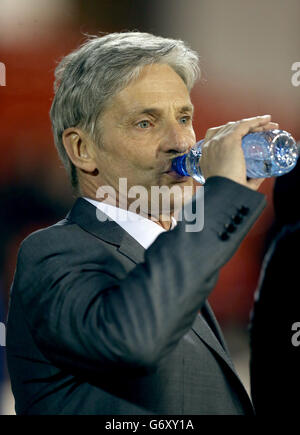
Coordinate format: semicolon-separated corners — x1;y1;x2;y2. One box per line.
128;104;194;118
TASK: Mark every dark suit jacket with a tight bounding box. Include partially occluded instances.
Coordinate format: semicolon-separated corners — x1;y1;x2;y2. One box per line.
6;176;266;415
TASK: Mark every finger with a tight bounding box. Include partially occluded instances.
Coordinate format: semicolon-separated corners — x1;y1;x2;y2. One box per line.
250;122;279;133
203;122;238;145
239;115;272;125
232;115;272;138
204;125;226;141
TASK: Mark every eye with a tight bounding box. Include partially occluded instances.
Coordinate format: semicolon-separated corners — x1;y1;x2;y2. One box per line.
179;116;191;125
137;120;151;129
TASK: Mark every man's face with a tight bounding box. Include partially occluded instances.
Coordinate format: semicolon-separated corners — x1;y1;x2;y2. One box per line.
93;63;196;216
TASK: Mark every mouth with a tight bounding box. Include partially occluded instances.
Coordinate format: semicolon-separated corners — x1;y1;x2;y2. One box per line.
163;169;190;182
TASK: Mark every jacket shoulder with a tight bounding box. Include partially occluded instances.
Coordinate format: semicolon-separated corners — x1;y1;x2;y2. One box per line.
15;217;113;280
18;218;81;257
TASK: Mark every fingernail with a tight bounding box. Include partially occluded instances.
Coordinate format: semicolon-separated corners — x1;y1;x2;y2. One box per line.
263;114;271;118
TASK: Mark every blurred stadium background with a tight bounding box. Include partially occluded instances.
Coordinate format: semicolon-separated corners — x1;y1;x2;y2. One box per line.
0;0;299;414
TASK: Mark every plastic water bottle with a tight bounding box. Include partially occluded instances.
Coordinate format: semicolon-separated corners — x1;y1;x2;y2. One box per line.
171;129;299;184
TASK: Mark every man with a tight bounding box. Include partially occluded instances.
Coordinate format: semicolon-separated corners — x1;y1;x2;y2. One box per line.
249;161;300;415
6;32;277;415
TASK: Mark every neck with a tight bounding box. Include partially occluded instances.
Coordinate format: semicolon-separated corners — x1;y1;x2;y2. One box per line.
148;213;175;230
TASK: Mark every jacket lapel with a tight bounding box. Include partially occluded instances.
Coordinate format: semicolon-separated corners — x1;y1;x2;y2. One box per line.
191;312;254;413
118;231;146;264
66;198;124;245
66;197;146;264
191;313;237;374
201;301;231;355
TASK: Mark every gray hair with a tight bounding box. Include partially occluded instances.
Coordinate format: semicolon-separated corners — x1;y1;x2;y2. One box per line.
50;32;200;191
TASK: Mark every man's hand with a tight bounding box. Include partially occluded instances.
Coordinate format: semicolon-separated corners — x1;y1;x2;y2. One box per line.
199;115;279;190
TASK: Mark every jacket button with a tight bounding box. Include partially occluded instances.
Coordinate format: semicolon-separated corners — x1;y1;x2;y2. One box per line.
224;222;236;233
219;231;229;240
232;213;243;224
238;206;249;216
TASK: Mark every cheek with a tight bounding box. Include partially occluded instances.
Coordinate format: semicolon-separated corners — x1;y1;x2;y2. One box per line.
123;140;157;170
100;126;169;174
99;144;155;179
104;128;153;163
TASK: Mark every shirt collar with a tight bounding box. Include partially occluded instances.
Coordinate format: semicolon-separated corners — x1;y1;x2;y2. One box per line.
83;197;177;249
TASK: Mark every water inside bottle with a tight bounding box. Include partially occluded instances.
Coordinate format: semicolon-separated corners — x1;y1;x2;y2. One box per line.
244;158;273;178
273;134;298;170
242;130;298;178
186;147;205;183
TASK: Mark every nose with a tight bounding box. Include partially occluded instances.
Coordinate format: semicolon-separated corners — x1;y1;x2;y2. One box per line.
159;123;194;156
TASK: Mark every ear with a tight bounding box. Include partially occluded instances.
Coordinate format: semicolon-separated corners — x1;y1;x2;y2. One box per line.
62;127;97;173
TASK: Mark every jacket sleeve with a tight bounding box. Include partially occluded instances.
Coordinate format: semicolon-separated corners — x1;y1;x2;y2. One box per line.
12;176;266;375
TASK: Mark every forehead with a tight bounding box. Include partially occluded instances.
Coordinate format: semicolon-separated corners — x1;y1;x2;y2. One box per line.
106;64;192;116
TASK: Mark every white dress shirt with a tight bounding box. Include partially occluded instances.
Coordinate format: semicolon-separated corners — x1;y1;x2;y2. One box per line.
83;197;176;249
